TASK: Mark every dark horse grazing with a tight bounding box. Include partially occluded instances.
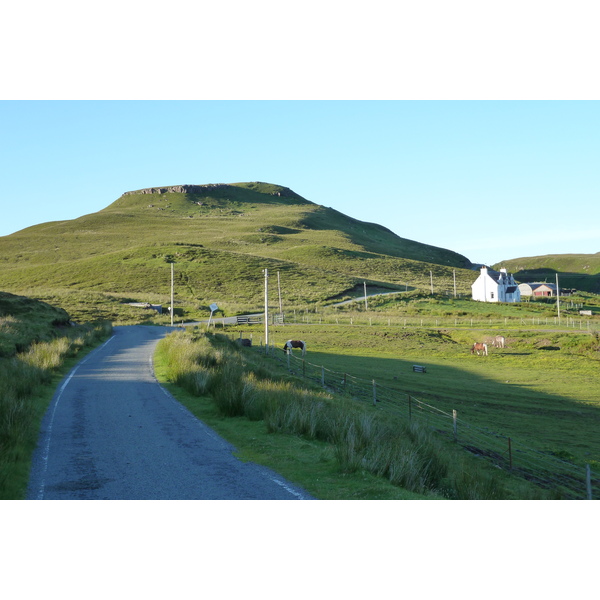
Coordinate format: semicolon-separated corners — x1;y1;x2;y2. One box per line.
471;342;488;356
283;340;306;357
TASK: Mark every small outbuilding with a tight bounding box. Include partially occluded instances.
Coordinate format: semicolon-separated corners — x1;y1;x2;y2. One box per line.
518;282;557;297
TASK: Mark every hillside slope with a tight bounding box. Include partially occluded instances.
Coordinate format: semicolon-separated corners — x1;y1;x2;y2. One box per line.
495;253;600;293
0;291;70;357
0;182;475;318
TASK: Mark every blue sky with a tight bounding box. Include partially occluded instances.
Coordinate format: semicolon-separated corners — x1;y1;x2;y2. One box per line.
1;100;598;266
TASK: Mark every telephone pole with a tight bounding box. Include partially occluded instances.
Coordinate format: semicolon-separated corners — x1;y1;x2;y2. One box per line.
170;262;174;326
453;269;457;298
263;268;269;353
556;273;560;323
277;270;283;319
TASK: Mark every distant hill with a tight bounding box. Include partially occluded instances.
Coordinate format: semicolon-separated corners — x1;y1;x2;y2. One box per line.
495;253;600;293
0;182;475;317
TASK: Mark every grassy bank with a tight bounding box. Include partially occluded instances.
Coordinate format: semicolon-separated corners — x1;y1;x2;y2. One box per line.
0;292;113;499
155;328;547;499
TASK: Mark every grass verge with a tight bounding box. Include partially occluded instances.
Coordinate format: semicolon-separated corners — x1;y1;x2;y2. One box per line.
0;321;113;499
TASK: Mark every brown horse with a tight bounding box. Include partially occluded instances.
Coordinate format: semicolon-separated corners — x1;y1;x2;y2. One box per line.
283;339;306;357
471;342;488;356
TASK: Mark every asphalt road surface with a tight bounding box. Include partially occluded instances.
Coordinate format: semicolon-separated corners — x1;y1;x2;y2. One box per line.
27;326;312;500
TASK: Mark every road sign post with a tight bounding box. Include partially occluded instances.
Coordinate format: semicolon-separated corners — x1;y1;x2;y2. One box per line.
208;303;219;328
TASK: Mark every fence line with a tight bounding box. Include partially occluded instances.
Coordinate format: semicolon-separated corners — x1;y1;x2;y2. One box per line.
281;313;599;332
264;345;598;500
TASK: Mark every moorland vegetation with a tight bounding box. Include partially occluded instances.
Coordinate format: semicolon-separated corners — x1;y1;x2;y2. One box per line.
0;182;476;323
496;253;600;293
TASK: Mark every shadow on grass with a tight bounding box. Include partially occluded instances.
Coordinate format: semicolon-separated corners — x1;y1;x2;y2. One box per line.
279;349;600;466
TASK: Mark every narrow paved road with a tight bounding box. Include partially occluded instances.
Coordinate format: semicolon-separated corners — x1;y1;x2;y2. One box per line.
27;326;312;500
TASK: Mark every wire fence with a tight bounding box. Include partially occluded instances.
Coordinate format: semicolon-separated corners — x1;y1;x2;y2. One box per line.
254;342;598;500
278;311;600;333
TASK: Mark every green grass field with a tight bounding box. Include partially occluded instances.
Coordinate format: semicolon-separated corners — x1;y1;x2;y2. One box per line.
198;316;599;499
253;323;600;462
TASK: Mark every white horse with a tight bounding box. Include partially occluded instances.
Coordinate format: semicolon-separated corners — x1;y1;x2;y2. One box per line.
283;339;306;357
492;335;505;348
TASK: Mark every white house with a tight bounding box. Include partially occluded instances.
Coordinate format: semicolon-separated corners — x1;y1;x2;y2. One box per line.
471;266;521;303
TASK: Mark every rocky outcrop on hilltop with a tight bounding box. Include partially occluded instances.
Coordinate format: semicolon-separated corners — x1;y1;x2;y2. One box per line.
122;183;303;198
123;184;228;195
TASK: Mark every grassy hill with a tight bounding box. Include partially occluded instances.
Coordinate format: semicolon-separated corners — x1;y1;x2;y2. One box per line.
495;253;600;293
0;182;476;321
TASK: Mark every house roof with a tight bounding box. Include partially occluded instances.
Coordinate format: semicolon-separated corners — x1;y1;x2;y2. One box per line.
519;282;557;290
480;267;500;281
483;268;512;283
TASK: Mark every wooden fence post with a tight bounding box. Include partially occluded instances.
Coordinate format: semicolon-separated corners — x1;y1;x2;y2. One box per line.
453;409;457;442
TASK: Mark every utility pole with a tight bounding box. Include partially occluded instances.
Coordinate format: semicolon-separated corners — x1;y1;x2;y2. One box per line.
453;269;457;298
364;281;368;310
263;268;269;353
277;270;283;319
556;273;560;323
170;262;174;326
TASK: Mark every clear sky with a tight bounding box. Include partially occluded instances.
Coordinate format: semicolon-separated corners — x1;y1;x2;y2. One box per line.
1;100;598;266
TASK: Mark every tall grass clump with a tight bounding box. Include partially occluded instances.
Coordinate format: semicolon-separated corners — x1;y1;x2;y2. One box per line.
262;382;336;440
158;329;523;499
0;360;39;450
21;337;73;376
157;330;221;397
